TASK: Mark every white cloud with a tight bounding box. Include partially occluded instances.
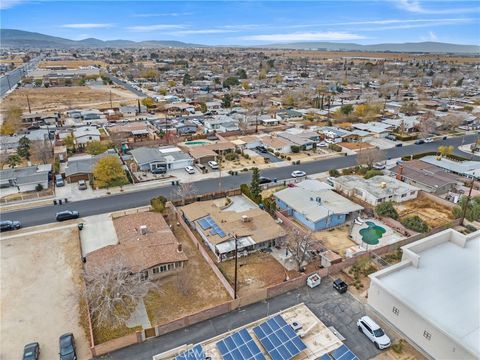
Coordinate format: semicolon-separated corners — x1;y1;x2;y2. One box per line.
127;24;186;32
132;12;193;18
239;32;366;42
168;29;238;36
61;23;113;29
360;18;473;31
0;0;25;10
428;31;438;41
395;0;479;14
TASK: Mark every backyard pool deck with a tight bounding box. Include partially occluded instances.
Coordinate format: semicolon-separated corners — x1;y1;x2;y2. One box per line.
351;218;405;249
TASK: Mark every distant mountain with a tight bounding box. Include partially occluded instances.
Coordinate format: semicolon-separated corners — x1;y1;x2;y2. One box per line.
1;29;479;54
259;41;480;54
0;29;203;48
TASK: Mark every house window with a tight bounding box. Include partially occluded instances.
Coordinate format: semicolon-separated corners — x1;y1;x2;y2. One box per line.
160;264;168;272
401;193;407;198
423;330;432;341
392;306;400;316
153;267;160;274
410;191;416;195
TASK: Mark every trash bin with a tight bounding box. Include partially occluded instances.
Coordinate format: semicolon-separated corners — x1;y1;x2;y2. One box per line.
53;200;57;205
171;181;175;186
58;199;62;205
78;223;84;231
176;180;180;185
274;178;277;183
64;198;68;203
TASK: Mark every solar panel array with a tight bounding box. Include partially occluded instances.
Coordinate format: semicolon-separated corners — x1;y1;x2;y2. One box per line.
216;329;266;360
174;344;204;360
197;215;226;237
330;345;359;360
252;315;307;360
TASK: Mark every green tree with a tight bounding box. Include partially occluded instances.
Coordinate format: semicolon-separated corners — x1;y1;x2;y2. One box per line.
250;167;262;203
223;76;239;89
290;145;301;153
375;202;399;220
329;169;340;177
141;97;155;108
364;169;384;179
452;196;480;222
401;215;428;233
222;93;233;108
17;136;31;159
6;154;21;168
150;195;167;213
183;73;192;86
340;104;354;115
236;68;247;79
93;156;128;189
86;141;108;155
63;133;75;150
199;102;207;113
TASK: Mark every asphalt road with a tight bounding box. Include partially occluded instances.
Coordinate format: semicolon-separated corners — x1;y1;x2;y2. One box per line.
96;279;381;360
0;56;43;97
1;134;478;228
105;73;147;97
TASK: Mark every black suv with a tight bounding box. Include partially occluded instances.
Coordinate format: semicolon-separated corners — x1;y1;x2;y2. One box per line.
59;333;76;360
0;220;21;232
23;342;39;360
333;278;348;293
55;211;80;222
259;177;272;184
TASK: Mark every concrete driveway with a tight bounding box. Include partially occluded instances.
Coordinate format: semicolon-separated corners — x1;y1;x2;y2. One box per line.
79;213;118;256
99;278;381;360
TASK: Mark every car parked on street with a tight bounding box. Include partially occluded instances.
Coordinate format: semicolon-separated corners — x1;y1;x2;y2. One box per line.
424;137;433;143
78;180;87;190
22;342;39;360
357;316;391;350
208;161;219;169
0;220;21;232
55;210;80;222
59;333;77;360
291;170;306;178
333;278;348;293
415;139;425;145
185;166;195;174
386;134;396;141
259;176;272;184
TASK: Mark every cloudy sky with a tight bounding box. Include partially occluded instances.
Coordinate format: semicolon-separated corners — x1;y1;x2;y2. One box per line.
1;0;479;45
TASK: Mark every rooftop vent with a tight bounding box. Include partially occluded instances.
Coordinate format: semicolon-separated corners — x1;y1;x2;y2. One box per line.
139;225;147;235
241;215;252;222
380;182;387;189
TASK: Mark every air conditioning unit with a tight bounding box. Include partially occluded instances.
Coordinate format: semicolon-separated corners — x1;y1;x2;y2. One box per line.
241;215;252;222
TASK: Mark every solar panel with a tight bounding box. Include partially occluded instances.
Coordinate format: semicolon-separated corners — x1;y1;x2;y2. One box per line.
253;315;307;360
174;344;205;360
198;217;211;230
317;354;331;360
330;345;359;360
216;329;266;360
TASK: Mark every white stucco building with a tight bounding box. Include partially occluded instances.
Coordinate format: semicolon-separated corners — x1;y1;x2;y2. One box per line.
368;229;480;360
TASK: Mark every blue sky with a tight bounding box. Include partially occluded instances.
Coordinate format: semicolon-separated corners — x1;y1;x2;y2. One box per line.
1;1;479;45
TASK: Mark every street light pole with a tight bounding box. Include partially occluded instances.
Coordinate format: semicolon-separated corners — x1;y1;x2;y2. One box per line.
233;234;238;299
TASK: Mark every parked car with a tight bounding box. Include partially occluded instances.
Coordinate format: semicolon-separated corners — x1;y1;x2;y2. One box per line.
256;146;268;153
386;134;396;141
78;180;87;190
442;135;448;140
424;137;433;143
318;141;327;147
415;139;425;145
151;167;166;174
208;160;219;169
22;342;40;360
0;220;21;232
373;162;386;170
185;166;195;174
55;210;80;222
357;316;391;349
395;143;403;147
55;174;64;187
59;333;77;360
333;278;348;293
291;170;306;178
259;176;272;184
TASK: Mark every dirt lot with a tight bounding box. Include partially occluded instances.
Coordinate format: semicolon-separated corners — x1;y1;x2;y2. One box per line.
0;225;91;360
396;194;455;228
1;86;136;112
38;60;108;68
314;224;356;256
144;213;230;326
218;252;300;297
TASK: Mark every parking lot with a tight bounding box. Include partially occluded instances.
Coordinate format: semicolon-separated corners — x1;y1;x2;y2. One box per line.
1;225;91;360
101;277;383;360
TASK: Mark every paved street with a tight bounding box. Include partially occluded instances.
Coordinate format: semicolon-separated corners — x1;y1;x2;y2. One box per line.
2;134;478;228
104;73;146;97
0;56;42;97
96;279;381;360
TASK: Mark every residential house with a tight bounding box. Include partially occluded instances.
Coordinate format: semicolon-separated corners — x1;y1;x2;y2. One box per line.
260;135;292;154
0;164;51;192
352;122;392;138
332;175;419;206
64;149;117;183
382;115;420;133
276;109;303;121
274;180;364;231
73;126;101;147
420;156;480;179
181;195;286;261
0;135;20;153
130;146;193;173
176;121;198;135
108;122;157;144
278;130;317;150
85;212;188;280
204;115;239;133
120;105;146;117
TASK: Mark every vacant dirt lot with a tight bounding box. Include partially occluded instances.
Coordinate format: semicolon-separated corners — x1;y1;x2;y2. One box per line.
144;214;230;326
1;86;135;112
314;224;356;256
0;225;91;360
38;60;108;68
396;194;454;228
218;252;300;297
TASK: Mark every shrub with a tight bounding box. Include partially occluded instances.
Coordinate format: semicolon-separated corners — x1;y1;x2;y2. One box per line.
290;145;300;153
401;215;429;233
329;169;340;177
328;143;342;152
150;196;167;212
225;153;238;161
35;183;44;192
392;340;405;354
274;152;280;157
375;202;399;220
342;167;354;175
267;148;274;153
355;166;368;175
364;169;384;179
242;168;249;172
286;156;291;161
242;153;250;159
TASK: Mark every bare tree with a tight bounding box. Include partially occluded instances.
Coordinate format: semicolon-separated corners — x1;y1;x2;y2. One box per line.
287;228;314;272
357;148;386;169
84;259;157;328
173;181;197;206
31;140;53;164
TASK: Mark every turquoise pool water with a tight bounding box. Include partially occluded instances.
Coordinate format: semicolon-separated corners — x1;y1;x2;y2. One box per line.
359;221;386;245
184;141;210;145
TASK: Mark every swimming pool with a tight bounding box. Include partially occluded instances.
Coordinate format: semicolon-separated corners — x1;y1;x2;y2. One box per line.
359;221;386;245
184;140;210;146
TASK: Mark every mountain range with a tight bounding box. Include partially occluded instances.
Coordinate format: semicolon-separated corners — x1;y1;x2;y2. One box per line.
1;29;479;54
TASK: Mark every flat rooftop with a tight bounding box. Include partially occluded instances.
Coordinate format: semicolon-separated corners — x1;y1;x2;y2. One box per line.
371;229;480;357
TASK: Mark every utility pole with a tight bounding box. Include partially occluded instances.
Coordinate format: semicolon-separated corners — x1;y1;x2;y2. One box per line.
233;234;238;299
460;134;479;226
109;90;113;109
26;95;31;113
